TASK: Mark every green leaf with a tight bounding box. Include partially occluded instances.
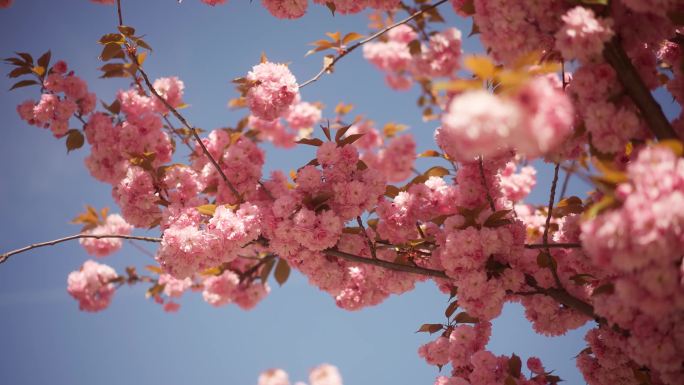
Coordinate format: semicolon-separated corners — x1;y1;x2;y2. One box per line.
508;354;522;378
334;124;351;142
342;32;364;45
569;274;596;285
65;129;84;153
117;25;136;36
458;0;475;15
9;79;38;90
37;50;51;70
338;133;364;146
468;22;480;37
100;42;123;61
408;40;422;56
418;150;441;158
484;209;512;228
196;204;217;216
424;166;450;178
15;52;33;65
536;251;556;269
554;196;584;217
592;283;615;297
454;312;479;324
99;33;124;45
325;1;336;16
274;258;291;286
416;323;443;334
8;66;32;78
445;301;459;318
296;138;324;146
260;257;276;283
384;185;400;198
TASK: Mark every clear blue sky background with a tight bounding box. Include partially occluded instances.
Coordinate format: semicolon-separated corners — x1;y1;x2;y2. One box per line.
0;2;680;385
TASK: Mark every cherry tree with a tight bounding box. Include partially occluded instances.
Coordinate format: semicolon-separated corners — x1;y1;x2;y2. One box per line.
1;0;683;385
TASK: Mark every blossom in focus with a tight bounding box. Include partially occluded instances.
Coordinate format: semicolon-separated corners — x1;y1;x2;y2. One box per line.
246;62;299;121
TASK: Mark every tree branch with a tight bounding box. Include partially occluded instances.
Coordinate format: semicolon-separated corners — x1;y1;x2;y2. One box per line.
603;39;677;140
131;61;243;201
478;156;496;212
524;242;581;250
114;0;242;201
324;249;448;279
542;163;565;289
0;234;162;265
298;0;449;89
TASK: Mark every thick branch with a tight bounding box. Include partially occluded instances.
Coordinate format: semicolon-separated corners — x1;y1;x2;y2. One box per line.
603;39;677;140
298;0;449;89
0;234;162;265
544;287;595;319
324;249;448;279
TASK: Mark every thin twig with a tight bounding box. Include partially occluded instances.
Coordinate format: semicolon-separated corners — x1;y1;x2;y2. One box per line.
542;163;564;289
114;0;241;200
478;156;496;212
133;58;242;200
0;234;162;264
324;249;448;279
162;114;194;153
127;239;156;259
559;161;574;200
116;0;123;26
298;0;449;89
524;242;581;250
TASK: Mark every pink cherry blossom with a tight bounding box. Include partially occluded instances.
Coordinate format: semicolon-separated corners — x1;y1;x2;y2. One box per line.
67;260;117;312
246;62;299;121
79;214;133;257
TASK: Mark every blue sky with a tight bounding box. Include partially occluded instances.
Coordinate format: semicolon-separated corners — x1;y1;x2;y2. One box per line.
0;1;680;385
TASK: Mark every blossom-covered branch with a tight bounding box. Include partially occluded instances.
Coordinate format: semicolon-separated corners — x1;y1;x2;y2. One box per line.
298;0;449;88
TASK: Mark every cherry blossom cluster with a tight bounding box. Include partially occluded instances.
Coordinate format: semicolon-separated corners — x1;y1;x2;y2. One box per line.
16;61;96;138
346;119;417;182
248;100;322;148
79;214;133;257
419;321;562;385
67;260;118;312
580;145;684;384
363;25;463;90
435;75;574;161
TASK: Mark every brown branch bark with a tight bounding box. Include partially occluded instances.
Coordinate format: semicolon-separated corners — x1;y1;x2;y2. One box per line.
603;39;677;140
542;163;565;290
0;234;162;265
114;0;242;201
478;156;496;212
298;0;449;89
324;249;449;279
131;62;243;201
